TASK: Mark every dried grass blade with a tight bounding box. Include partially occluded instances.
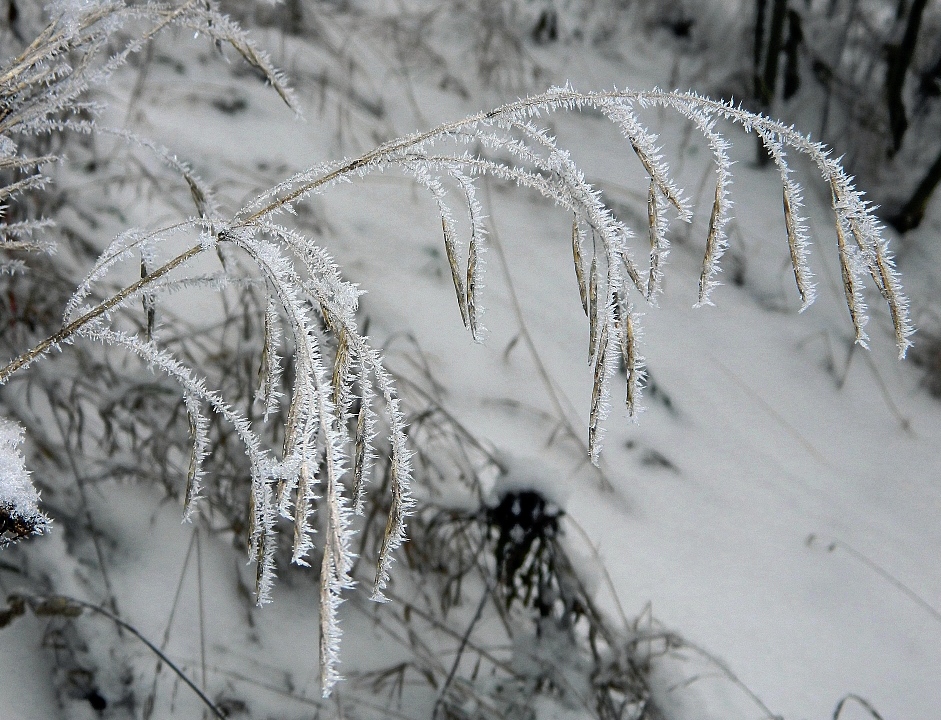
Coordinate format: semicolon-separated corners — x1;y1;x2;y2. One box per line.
254;528;268;599
374;458;405;597
331;328;349;413
619;303;640;417
255;300;283;423
834;212;866;345
140;258;156;340
589;321;609;459
826;181;887;345
319;544;337;692
183;414;199;514
443;217;469;328
588;257;598;362
646;179;660;300
466;233;480;341
247;486;257;556
572;216;589;316
874;252;908;353
848;221;910;351
783;184;811;306
184;173;209;218
259;312;272;386
292;461;311;563
621;249;644;292
847;214;908;352
351;400;368;513
631;139;684;215
282;383;302;458
699;181;723;305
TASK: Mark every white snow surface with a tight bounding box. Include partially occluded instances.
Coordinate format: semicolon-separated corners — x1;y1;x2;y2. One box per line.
1;5;940;720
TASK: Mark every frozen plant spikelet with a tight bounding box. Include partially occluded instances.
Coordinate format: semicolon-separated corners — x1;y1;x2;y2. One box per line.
0;53;919;701
754;127;816;309
181;391;210;522
257;296;284;421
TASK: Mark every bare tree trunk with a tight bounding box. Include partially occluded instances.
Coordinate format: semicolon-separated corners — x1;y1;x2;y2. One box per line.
889;144;941;232
885;0;929;154
754;0;789;165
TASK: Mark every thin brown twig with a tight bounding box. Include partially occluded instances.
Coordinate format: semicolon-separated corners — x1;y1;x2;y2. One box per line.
15;593;226;719
0;244;203;385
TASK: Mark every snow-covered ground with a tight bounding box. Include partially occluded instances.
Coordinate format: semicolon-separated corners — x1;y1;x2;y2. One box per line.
2;4;939;719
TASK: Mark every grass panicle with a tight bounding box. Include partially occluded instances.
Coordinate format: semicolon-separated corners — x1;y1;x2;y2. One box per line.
0;2;913;691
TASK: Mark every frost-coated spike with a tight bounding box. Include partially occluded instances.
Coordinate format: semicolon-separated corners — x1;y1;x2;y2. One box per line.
572;216;589;316
181;393;209;522
319;412;356;695
698;179;726;307
646;179;669;302
833;210;870;347
782;183;815;309
258;296;284;421
372;397;415;602
467;230;482;342
589;319;612;464
588;256;599;362
3;62;920;699
616;294;645;418
292;457;317;566
351;398;369;515
331;328;350;419
442;216;470;328
753;126;816;310
598;98;690;220
454;171;488;343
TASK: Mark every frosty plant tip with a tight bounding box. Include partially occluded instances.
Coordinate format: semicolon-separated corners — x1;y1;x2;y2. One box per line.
0;1;913;696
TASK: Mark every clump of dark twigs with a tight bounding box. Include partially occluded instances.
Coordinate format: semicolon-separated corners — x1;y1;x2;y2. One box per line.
336;360;658;720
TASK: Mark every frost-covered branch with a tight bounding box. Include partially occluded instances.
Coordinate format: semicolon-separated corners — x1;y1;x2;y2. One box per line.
0;4;913;692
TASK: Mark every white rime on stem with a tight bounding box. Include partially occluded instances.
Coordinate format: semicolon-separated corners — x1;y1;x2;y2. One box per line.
2;54;917;698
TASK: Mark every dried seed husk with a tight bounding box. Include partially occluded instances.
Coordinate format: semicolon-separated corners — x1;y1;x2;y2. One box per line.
443;217;470;327
631;139;684;214
467;234;480;341
699;180;723;304
618;301;639;416
258;303;275;409
832;176;889;302
351;399;368;512
282;383;302;457
183;413;199;514
184;173;208;218
872;248;906;352
331;328;349;412
293;460;311;561
141;258;156;340
833;210;865;344
374;455;405;598
254;523;267;599
572;216;589;316
647;179;660;300
845;211;907;349
588;257;598;362
589;320;609;458
247;486;257;556
783;183;810;306
621;249;644;293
